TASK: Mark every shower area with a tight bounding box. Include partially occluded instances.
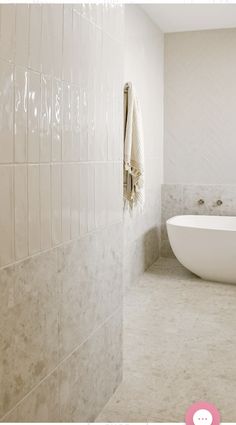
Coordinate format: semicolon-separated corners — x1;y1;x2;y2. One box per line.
1;2;236;423
0;3;162;422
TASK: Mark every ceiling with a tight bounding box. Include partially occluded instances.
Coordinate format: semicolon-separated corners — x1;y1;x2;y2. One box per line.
141;4;236;33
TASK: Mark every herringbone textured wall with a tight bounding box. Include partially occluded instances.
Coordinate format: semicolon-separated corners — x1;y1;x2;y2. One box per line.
164;28;236;184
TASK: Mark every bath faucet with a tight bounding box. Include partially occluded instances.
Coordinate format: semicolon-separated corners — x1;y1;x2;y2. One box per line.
216;200;223;206
198;199;204;205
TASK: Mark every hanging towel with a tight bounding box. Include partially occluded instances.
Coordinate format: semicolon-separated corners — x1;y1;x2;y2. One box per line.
123;82;145;211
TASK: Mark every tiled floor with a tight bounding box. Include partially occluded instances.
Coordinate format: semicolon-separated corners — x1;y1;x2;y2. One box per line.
96;257;236;422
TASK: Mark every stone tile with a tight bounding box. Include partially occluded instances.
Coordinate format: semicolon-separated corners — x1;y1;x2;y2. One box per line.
95;375;159;423
0;249;59;419
161;239;175;258
59;309;122;422
97;257;236;423
58;223;123;360
123;238;146;292
3;370;59;423
161;184;183;239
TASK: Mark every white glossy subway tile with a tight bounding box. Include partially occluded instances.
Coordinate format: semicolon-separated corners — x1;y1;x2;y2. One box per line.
79;86;88;161
107;162;113;225
52;78;62;162
14;66;28;163
42;5;63;79
28;165;40;255
73;12;90;86
28;70;40;163
63;5;73;82
14;165;28;260
29;5;42;72
72;85;80;162
40;74;52;163
88;164;95;232
41;5;53;77
15;5;29;67
71;164;80;239
0;59;14;163
0;165;14;266
52;5;63;79
40;164;51;250
88;80;96;161
0;5;15;62
62;82;72;162
62;164;71;242
51;164;62;246
79;163;88;236
72;9;80;86
95;163;107;229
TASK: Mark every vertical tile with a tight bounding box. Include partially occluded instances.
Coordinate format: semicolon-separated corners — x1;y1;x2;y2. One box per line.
72;85;80;161
62;164;71;242
71;164;79;239
76;14;90;87
88;80;96;161
63;5;73;82
114;162;123;223
52;79;62;162
96;33;107;161
0;59;14;163
72;9;80;86
80;86;88;161
88;164;95;232
72;10;91;87
52;5;63;79
15;5;29;67
28;71;40;163
0;166;14;266
79;163;88;236
14;66;28;163
14;165;28;260
0;5;15;62
29;5;42;72
28;165;40;255
106;162;113;225
40;164;51;250
40;74;52;162
41;5;53;77
51;164;62;246
95;164;107;229
62;82;72;162
41;5;63;79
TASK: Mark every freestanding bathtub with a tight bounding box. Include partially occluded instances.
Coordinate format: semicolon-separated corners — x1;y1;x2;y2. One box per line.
167;215;236;284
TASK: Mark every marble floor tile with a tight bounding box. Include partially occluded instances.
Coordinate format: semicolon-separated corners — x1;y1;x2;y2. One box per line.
96;257;236;423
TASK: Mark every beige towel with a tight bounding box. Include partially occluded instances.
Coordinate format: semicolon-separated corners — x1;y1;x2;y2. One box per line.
123;82;145;210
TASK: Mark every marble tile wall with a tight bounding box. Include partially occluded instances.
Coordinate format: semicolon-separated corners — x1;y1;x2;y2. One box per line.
161;184;236;257
0;4;124;422
123;6;164;290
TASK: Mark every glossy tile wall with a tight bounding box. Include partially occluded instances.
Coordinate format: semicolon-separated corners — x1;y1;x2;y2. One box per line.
0;4;123;422
161;184;236;257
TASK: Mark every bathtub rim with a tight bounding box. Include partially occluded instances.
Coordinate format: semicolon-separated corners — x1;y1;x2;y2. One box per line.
166;214;236;232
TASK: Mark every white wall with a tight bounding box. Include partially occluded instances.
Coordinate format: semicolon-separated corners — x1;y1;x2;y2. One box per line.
124;5;164;289
164;28;236;184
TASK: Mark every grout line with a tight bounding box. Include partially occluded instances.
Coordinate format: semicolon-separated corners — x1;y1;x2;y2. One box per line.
0;305;122;422
0;216;123;272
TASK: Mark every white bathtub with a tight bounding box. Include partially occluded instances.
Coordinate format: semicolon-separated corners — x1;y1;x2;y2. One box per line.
167;215;236;284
